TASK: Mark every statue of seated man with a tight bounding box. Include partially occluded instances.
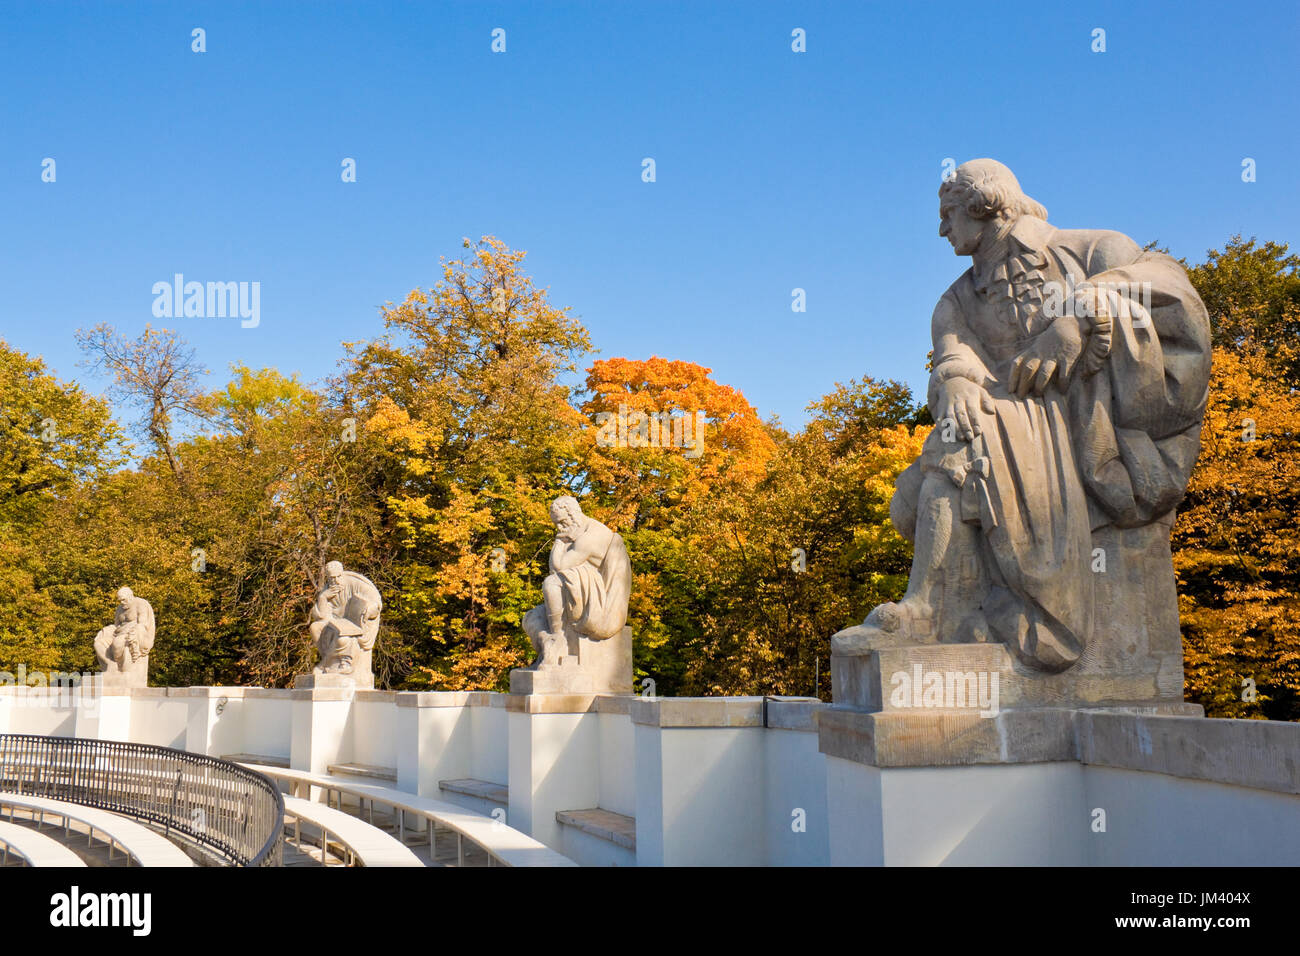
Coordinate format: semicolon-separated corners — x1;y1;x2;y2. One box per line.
93;587;155;686
835;159;1211;673
308;560;382;686
523;496;631;669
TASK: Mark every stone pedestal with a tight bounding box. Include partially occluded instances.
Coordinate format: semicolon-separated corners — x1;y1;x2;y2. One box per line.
507;695;602;851
832;642;1202;716
833;519;1198;715
289;684;355;779
97;670;148;691
510;626;633;695
73;686;132;742
293;672;360;690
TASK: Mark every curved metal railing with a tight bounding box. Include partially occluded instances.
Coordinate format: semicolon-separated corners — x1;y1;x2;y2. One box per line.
0;734;283;866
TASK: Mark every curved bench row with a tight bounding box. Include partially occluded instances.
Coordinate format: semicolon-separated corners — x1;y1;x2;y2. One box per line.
282;795;424;867
0;794;194;867
0;820;87;867
239;763;576;867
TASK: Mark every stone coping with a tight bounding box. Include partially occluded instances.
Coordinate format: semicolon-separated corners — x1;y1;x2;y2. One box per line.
162;686;298;700
818;706;1300;795
0;684;134;698
594;695;634;715
505;694;599;714
243;687;298;700
626;695;827;729
169;686;250;699
293;688;357;702
122;686;170;698
0;684;827;728
764;696;825;731
0;685;303;700
502;693;640;715
352;690;399;703
394;691;507;709
0;684;266;700
630;697;767;728
1077;712;1300;796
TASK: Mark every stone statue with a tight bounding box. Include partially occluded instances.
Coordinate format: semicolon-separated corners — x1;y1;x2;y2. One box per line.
511;496;633;694
93;587;155;688
304;560;382;689
833;160;1211;709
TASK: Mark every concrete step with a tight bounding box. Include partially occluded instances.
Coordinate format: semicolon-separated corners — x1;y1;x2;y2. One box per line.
221;752;289;769
555;808;636;851
326;763;398;784
438;777;508;804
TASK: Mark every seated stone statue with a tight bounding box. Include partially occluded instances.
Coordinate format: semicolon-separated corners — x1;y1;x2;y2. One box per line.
307;560;382;689
523;496;631;669
93;587;155;688
835;159;1211;676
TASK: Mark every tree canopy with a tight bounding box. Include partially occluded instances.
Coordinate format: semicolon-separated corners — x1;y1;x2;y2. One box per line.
2;234;1297;718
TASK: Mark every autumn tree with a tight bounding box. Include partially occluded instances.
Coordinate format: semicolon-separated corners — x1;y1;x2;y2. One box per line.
0;340;125;672
177;367;389;686
347;237;592;689
75;323;210;480
1175;237;1300;719
1186;236;1300;374
677;378;927;697
577;357;779;689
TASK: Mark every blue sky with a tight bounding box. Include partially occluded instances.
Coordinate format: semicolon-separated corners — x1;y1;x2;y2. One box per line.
2;0;1297;428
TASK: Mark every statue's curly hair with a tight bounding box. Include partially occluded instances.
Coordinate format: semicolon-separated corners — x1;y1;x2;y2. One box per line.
550;495;583;520
939;158;1048;222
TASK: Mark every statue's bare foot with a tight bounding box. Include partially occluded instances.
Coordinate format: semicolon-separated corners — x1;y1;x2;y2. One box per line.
866;600;933;636
536;631;564;669
831;599;935;655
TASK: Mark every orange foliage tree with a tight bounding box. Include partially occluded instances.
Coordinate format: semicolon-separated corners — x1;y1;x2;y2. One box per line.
1175;237;1300;719
1174;342;1300;718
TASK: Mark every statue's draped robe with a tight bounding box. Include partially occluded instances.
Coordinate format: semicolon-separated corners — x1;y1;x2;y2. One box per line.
903;215;1211;670
556;531;631;640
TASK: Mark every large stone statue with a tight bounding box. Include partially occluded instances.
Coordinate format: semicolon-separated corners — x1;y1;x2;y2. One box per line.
833;160;1211;712
300;560;382;690
93;587;155;688
511;496;633;695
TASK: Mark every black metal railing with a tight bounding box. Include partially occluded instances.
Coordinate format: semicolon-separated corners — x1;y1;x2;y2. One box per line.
0;734;283;866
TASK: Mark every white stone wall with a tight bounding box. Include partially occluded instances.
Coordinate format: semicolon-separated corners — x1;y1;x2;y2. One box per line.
1085;766;1300;865
6;683;1296;867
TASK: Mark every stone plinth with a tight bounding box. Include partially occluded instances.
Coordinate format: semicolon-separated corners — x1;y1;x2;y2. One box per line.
832;641;1201;716
510;626;632;696
96;672;147;691
833;519;1195;715
293;673;360;691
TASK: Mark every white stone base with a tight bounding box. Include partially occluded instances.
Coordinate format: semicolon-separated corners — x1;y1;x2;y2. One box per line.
294;672;364;690
510;626;632;695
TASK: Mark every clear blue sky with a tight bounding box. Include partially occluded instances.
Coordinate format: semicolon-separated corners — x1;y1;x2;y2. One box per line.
2;0;1297;428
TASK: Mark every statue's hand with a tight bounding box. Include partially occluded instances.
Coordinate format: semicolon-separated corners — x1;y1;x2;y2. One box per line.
1009;314;1085;397
936;376;994;443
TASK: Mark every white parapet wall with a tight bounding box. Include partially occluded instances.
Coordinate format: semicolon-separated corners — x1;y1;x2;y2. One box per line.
0;683;831;866
819;707;1300;866
3;681;1299;866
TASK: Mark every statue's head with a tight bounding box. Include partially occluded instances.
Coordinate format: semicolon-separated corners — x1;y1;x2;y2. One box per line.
324;560;344;585
116;586;133;606
938;159;1048;256
550;496;586;542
